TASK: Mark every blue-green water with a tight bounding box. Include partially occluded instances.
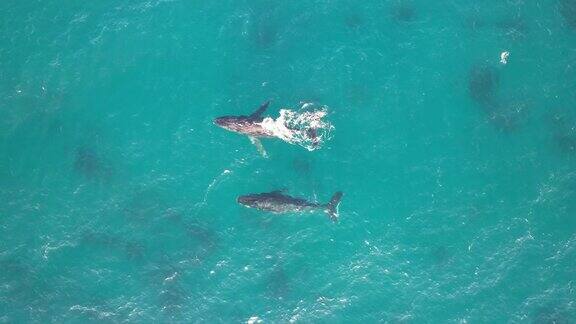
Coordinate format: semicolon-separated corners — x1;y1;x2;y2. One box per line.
1;0;576;322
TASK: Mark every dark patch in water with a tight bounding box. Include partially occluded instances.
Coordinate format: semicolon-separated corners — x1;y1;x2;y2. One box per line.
431;246;451;265
267;266;290;299
81;231;122;247
80;231;146;261
532;304;573;324
163;209;184;223
495;16;528;40
292;157;312;175
550;113;576;155
250;4;280;49
468;63;529;131
390;1;417;23
346;83;372;107
74;146;112;181
187;222;219;260
144;263;188;320
344;14;363;29
0;257;47;319
555;134;576;153
158;279;187;320
124;241;146;261
468;64;499;105
123;190;166;222
464;15;487;31
254;22;278;48
482;100;528;132
464;14;527;40
560;0;576;29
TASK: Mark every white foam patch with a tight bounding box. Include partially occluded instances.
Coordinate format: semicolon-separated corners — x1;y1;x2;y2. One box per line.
247;316;262;324
258;103;334;151
500;51;510;64
42;240;76;260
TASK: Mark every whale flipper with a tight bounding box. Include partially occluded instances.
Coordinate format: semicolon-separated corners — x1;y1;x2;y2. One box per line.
249;100;271;120
249;136;268;158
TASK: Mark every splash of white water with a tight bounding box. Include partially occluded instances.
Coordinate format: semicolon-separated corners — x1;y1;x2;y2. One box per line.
258;103;334;151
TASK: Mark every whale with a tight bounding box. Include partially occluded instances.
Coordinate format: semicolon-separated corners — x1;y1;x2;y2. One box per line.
214;101;273;138
237;190;343;222
214;101;274;156
215;100;327;155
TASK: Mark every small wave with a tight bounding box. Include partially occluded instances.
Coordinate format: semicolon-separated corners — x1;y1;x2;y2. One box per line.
69;305;116;319
197;169;232;207
258;103;334;151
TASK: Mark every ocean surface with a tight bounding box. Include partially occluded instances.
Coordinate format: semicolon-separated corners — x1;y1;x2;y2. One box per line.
1;0;576;322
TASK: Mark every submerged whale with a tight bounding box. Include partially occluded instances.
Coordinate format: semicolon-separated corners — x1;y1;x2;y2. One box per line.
237;190;343;222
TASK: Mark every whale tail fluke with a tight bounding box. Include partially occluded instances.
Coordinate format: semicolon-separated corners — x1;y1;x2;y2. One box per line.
325;191;343;222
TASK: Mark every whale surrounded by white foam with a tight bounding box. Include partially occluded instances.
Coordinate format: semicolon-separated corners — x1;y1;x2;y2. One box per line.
258;103;334;151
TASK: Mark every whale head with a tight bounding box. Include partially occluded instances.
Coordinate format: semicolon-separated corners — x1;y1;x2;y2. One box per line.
237;194;259;208
214;116;240;131
214;115;273;138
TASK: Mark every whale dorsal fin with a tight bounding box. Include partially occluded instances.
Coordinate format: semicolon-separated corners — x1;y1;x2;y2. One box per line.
269;188;288;196
249;100;271;119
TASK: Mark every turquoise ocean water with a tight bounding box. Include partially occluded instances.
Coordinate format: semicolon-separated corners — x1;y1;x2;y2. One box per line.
1;0;576;322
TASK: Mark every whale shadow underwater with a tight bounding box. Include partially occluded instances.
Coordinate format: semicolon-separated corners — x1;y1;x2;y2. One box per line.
74;146;113;181
467;63;528;131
